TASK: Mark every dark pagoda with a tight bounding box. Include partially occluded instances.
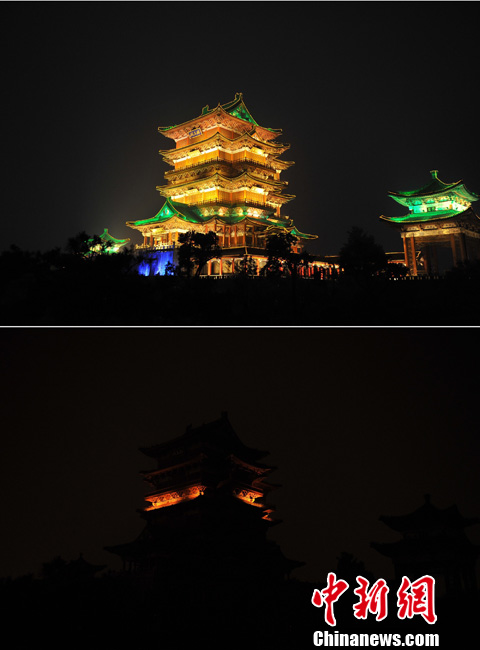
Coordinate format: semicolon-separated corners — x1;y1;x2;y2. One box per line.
372;495;479;597
106;413;301;592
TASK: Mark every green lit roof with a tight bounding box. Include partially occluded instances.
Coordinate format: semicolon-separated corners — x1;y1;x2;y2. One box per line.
159;93;281;136
389;170;480;206
380;207;470;225
99;228;130;245
289;225;317;240
202;93;259;126
263;222;317;240
88;228;130;254
381;170;480;226
128;198;204;227
127;199;316;239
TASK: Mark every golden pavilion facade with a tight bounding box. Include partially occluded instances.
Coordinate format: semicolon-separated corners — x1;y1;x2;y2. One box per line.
127;93;324;276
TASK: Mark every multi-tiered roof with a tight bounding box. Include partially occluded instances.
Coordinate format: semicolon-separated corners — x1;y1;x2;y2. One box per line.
138;412;277;524
372;495;479;595
380;170;480;227
127;93;316;248
106;413;302;583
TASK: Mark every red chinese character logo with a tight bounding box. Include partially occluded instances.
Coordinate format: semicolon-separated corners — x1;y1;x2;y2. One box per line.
353;576;390;622
312;572;349;626
397;575;437;624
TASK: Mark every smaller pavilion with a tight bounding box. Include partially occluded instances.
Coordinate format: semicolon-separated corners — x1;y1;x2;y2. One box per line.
372;495;479;597
380;170;480;275
96;228;130;254
88;228;130;254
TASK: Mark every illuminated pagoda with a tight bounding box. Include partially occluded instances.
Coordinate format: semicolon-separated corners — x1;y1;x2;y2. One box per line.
372;495;479;597
127;93;320;275
106;413;301;590
380;170;480;275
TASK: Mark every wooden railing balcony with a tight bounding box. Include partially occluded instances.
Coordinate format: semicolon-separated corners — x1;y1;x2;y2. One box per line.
166;156;281;176
135;243;177;251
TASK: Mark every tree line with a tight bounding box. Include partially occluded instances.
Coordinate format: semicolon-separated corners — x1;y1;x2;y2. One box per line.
3;227;479;325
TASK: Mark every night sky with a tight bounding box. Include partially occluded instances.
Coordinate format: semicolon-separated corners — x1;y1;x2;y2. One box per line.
2;327;479;586
4;3;480;257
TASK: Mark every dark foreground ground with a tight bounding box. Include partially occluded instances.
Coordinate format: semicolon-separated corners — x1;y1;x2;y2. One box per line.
1;569;476;649
3;269;480;326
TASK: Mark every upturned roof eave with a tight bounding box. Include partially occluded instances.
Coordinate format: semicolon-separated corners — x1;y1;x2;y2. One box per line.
379;212;460;225
388;179;462;199
157;104;259;135
378;500;480;533
127;197;205;227
100;233;130;245
140;414;269;462
127;203;312;233
204;93;282;136
388;177;480;204
158;95;282;140
157;170;288;194
158;129;290;157
379;206;479;227
263;222;318;240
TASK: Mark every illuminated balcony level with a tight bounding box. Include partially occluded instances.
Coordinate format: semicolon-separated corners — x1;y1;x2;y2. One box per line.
409;198;470;214
144;484;206;510
144;484;271;514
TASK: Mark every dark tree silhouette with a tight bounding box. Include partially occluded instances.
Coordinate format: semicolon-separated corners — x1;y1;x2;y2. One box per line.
234;254;257;276
339;226;387;277
262;232;310;279
66;231;96;256
66;231;118;258
41;555;68;582
177;230;221;277
384;261;408;279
